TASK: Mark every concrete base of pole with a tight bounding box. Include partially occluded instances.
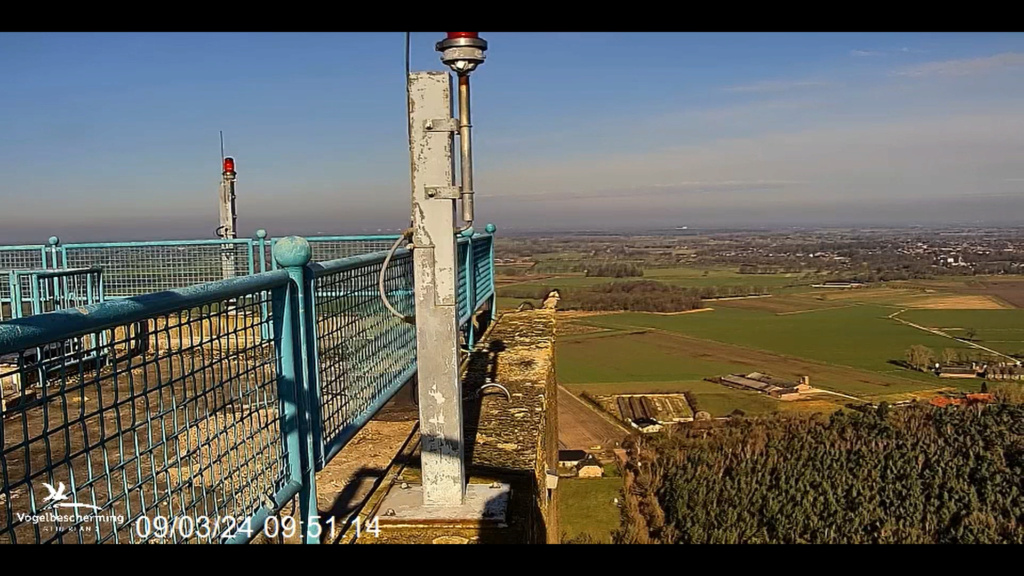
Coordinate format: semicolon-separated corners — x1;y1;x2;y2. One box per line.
376;483;511;528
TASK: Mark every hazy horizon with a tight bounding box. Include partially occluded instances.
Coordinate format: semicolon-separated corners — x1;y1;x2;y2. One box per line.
3;32;1024;243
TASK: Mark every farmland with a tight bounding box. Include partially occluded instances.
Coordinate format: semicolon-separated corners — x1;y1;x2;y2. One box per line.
514;229;1024;541
543;273;1023;418
580;305;972;377
551;284;1020;415
557;477;623;543
899;309;1024;357
557;386;630;451
556;323;964;409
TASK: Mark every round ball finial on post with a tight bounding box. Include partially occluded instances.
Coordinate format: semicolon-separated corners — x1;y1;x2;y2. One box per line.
256;229;267;239
48;236;60;246
273;236;312;269
484;223;496;234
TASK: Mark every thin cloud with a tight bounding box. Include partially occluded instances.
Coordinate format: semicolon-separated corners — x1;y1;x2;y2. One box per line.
893;52;1024;77
851;49;884;57
724;80;831;93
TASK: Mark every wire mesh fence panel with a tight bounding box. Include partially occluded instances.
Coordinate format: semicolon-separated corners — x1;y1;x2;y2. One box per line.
2;272;31;322
309;250;416;467
292;237;400;268
0;276;297;544
457;239;470;327
61;242;253;298
472;235;494;304
0;247;48;308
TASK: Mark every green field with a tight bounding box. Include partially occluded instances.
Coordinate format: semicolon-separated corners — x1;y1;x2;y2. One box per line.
582;305;972;377
900;309;1024;357
557;331;743;383
557;324;957;404
557;477;623;543
548;273;1021;450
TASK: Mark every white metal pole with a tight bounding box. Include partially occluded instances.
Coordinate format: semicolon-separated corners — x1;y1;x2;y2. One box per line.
409;71;465;506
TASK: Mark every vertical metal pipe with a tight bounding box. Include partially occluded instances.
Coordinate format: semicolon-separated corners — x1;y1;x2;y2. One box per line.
458;74;474;226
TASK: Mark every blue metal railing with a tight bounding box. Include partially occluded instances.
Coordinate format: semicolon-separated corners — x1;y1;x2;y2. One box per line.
0;226;497;544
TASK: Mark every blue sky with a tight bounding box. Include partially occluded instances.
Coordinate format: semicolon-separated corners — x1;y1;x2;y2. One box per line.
1;32;1024;241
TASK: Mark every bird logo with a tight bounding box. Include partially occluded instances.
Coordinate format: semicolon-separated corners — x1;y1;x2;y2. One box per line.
42;482;69;504
41;482;100;512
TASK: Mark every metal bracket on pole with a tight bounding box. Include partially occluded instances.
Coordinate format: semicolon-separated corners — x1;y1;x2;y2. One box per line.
425;118;459;133
409;71;465;507
425;186;461;200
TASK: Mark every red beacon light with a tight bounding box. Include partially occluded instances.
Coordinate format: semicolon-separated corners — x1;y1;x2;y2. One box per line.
223;157;235;174
447;32;478;39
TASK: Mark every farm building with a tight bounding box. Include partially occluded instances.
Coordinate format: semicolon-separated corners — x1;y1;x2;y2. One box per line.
811;281;865;289
614;393;693;431
558;450;588;468
934;363;985;379
717;372;812;399
556;451;606;478
986;364;1024;380
576;455;604;478
630;417;663;434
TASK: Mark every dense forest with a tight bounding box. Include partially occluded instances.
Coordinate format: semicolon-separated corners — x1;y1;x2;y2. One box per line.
616;394;1024;544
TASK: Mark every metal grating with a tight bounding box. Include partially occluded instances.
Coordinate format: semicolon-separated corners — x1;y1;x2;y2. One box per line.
309;250;416;467
61;242;253;298
0;276;295;544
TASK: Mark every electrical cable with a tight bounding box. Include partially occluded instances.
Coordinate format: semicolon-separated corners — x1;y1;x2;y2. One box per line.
380;228;414;324
377;32;417;325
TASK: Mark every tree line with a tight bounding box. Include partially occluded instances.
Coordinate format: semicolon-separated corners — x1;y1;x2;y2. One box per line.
500;281;771;307
557;281;702;313
615;396;1024;544
585;263;644;278
904;343;993;371
499;280;776;313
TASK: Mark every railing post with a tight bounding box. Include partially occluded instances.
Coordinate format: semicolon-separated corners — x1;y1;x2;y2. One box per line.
485;223;497;315
9;272;22;320
462;228;476;348
47;236;61;270
272;236;320;544
256;229;270;342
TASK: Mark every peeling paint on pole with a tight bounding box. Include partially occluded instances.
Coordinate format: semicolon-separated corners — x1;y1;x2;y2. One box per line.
409;71;466;506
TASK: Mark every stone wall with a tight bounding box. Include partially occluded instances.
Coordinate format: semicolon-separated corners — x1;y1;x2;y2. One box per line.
463;308;558;543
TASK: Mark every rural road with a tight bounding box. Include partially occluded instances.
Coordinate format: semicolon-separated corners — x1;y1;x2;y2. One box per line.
889;309;1020;365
